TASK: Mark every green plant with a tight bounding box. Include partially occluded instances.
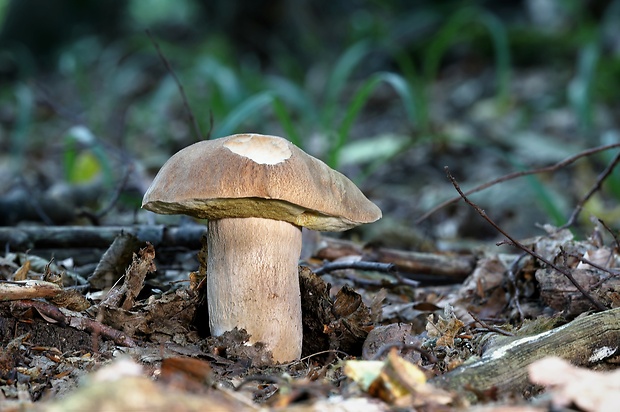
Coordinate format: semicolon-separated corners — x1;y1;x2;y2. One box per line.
422;6;512;108
193;40;422;170
63;126;114;187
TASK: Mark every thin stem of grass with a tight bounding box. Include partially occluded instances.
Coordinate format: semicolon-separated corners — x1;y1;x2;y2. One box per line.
145;29;205;141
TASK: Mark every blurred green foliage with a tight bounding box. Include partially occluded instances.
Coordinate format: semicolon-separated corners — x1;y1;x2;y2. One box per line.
1;0;620;229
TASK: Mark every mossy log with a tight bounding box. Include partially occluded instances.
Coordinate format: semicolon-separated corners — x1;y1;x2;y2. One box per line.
431;307;620;400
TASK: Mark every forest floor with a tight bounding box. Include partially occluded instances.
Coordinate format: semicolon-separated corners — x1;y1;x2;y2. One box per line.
2;60;620;412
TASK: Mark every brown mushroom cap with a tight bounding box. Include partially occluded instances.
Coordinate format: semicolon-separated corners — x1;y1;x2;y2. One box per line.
142;133;381;231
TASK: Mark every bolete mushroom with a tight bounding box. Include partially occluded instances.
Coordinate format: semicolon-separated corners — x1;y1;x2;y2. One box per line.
142;133;381;362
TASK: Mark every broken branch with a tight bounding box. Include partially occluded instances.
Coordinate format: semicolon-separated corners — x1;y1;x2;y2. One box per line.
445;166;607;311
11;299;136;347
417;143;620;224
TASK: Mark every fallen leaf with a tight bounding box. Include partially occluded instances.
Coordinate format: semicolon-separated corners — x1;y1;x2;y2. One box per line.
529;356;620;412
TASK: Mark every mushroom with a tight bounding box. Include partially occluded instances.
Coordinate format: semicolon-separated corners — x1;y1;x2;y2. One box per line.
142;133;381;362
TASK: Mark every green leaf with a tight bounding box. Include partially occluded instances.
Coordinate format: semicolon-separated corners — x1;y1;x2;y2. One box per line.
323;41;372;125
329;72;417;167
212;91;275;138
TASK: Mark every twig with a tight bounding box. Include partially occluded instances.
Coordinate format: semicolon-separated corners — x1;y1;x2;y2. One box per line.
506;252;528;321
566;252;619;277
315;261;419;288
445;166;607;312
235;374;286;391
11;299;136;347
145;29;205;142
314;261;395;275
417;143;620;224
565;251;620;290
0;280;63;300
561;150;620;229
598;218;620;252
468;311;514;336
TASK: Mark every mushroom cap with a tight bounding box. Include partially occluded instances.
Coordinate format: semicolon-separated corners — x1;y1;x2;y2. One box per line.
142;133;381;231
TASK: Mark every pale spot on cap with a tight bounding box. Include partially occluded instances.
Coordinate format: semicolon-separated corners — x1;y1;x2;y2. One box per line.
223;134;292;165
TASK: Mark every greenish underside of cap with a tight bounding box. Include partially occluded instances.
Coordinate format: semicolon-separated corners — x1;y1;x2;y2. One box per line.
142;196;360;232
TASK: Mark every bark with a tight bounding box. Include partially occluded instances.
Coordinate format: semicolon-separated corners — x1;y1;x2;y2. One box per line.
0;225;206;250
431;307;620;400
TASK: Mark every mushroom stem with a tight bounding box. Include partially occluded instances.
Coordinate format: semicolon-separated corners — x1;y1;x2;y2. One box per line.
206;217;303;362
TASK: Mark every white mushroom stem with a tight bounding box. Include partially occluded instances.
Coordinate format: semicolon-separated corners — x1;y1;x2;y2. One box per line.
206;217;303;362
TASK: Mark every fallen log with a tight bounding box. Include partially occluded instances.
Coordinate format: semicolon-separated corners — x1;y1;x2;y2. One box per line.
430;307;620;400
0;225;207;250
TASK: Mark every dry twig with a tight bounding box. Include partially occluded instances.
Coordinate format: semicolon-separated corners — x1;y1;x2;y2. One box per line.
314;261;395;275
79;164;135;225
598;218;620;252
468;311;514;336
445;166;607;312
417;143;620;224
561;150;620;229
11;299;136;347
371;342;438;363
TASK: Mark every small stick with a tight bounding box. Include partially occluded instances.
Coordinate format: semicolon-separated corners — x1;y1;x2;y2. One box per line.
278;349;352;367
468;311;514;336
314;261;395;275
566;252;620;278
445;166;607;312
18;177;54;225
598;218;620;252
417;143;620;224
145;29;206;142
561;150;620;229
314;261;419;288
506;252;528;321
11;299;136;347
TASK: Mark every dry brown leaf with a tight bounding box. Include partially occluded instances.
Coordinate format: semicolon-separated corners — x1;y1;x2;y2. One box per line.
345;349;454;408
12;259;30;281
576;247;613;270
528;356;620;412
426;305;464;348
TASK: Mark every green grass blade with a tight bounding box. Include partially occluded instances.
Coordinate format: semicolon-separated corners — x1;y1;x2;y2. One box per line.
423;7;512;106
323;41;372;125
271;96;302;147
477;10;512;107
212;91;275;138
329;72;417;167
569;40;600;135
393;51;429;133
423;8;472;83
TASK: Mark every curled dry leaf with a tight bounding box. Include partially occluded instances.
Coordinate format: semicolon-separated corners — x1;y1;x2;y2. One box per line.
13;259;30;281
89;232;145;290
576;248;613;270
442;256;510;324
344;349;454;408
426;305;465;348
528;356;620;412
